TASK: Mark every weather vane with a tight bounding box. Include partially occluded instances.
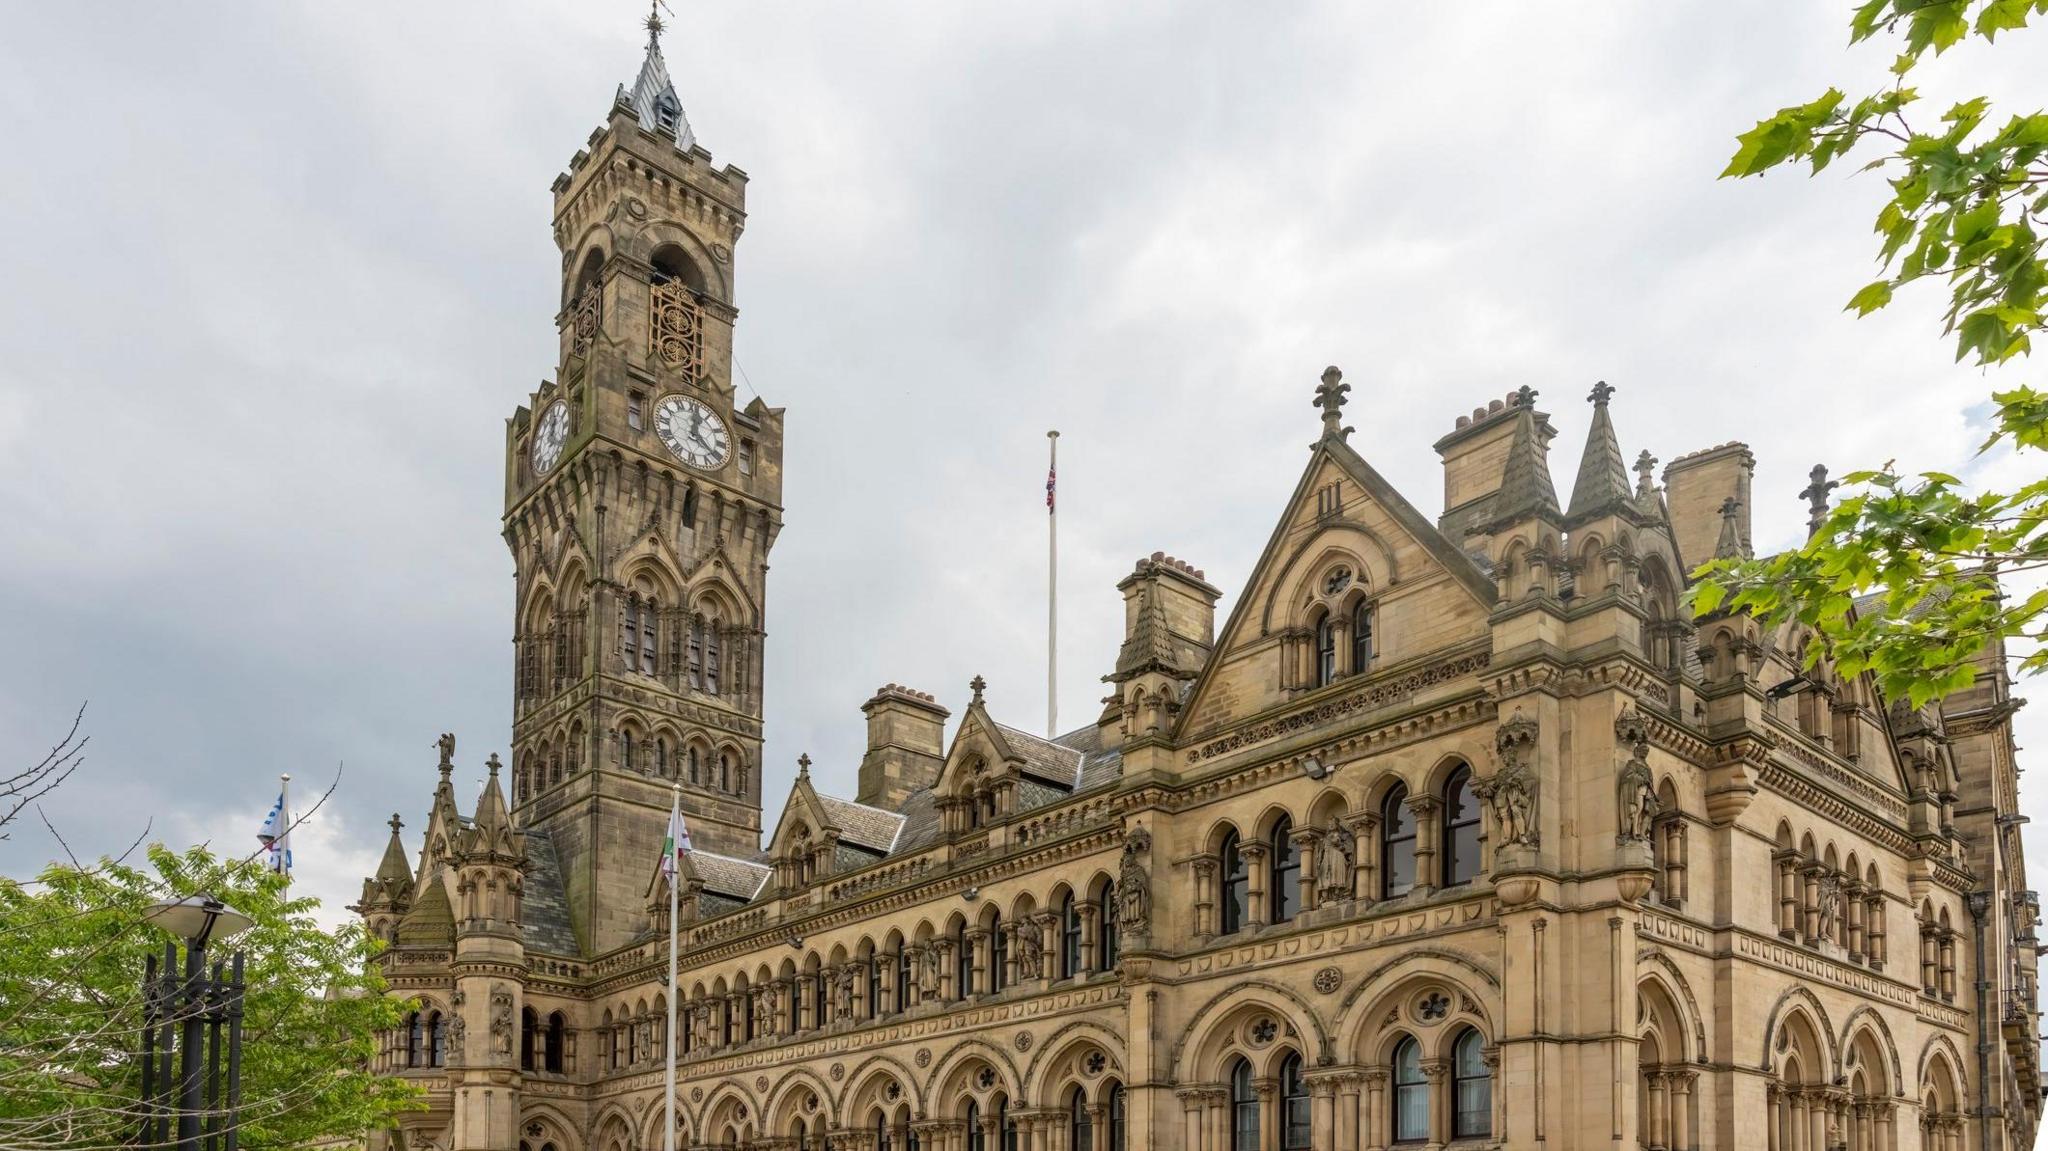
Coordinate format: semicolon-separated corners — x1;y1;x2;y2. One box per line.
645;0;673;44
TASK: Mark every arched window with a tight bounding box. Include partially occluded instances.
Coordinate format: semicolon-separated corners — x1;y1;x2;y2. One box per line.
621;729;635;772
998;1096;1018;1151
875;1111;891;1151
704;623;721;695
1070;1088;1094;1151
1315;615;1337;686
1099;883;1119;970
1107;1083;1127;1151
743;986;757;1040
656;738;669;777
966;1101;984;1151
787;978;800;1033
686;618;705;689
719;753;731;792
990;912;1008;993
427;1012;446;1068
1351;599;1374;672
1060;894;1082;978
1452;1027;1491;1139
1382;785;1416;899
1270;816;1301;923
1392;1036;1427;1143
1280;1051;1311;1150
1442;765;1481;887
894;948;911;1011
520;1006;537;1070
812;969;828;1030
406;1011;423;1068
866;956;882;1020
545;1011;565;1073
955;923;973;999
1220;831;1249;934
680;1002;694;1055
689;746;700;784
1229;1057;1259;1151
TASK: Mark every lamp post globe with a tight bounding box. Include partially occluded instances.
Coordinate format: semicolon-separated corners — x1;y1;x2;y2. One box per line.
143;894;254;947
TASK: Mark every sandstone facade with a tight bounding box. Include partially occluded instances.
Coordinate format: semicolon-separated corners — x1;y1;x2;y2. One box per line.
353;23;2044;1151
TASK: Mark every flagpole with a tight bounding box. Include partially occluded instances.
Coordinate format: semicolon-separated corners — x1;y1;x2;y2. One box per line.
664;784;679;1151
1047;429;1059;738
278;773;291;890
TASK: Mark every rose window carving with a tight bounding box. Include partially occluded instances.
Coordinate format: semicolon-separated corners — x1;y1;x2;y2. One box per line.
1250;1017;1278;1046
1418;992;1450;1021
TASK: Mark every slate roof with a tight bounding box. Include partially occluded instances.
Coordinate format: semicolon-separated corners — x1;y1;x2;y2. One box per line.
994;723;1085;788
691;850;771;902
816;794;905;853
1566;388;1633;523
617;22;696;153
520;831;579;956
893;788;943;854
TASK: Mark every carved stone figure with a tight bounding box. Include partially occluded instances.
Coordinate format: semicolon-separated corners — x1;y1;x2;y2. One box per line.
1816;872;1842;938
1489;710;1542;850
489;987;514;1057
1615;708;1659;845
437;732;456;768
919;945;941;998
835;966;855;1020
760;981;780;1025
1315;821;1355;902
1014;917;1043;979
1118;827;1152;947
447;1012;466;1066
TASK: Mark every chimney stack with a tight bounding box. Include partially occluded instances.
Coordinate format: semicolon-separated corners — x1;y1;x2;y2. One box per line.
1663;443;1754;570
856;684;949;810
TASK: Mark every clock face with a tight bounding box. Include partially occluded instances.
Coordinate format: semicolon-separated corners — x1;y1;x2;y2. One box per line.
532;401;571;474
654;394;731;471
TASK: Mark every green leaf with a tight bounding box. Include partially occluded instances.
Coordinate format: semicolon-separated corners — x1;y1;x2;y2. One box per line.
1848;280;1895;315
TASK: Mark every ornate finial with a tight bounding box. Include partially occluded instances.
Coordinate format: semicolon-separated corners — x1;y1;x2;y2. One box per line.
1312;366;1353;442
436;732;456;773
1633;450;1658;501
486;753;502;776
797;753;811;777
1588;380;1614;406
969;675;987;705
1511;385;1539;408
644;0;670;46
388;813;404;835
1800;464;1838;538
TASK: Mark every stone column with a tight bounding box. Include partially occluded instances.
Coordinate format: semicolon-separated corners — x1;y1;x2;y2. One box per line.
1176;1088;1206;1151
1335;1072;1362;1151
1243;843;1270;926
1806;1089;1825;1151
1077;902;1100;976
1307;1072;1337;1150
1409;795;1441;896
1775;851;1800;937
1255;1076;1278;1151
1292;826;1324;914
1422;1058;1449;1147
1801;865;1823;944
1921;926;1940;994
1845;886;1867;962
1037;914;1059;984
1348;813;1379;904
969;930;990;998
1192;856;1217;939
1362;1069;1388;1151
1671;1070;1695;1151
1647;1072;1668;1149
1766;1084;1780;1151
1867;897;1887;970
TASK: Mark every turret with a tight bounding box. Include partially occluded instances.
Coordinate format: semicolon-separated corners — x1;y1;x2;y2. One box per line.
351;814;416;944
1100;552;1219;746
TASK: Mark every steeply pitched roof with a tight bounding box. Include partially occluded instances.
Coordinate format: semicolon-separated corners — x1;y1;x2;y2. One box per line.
994;722;1085;788
815;794;905;853
617;18;696;152
1494;400;1561;524
520;831;578;956
1566;383;1633;524
689;850;770;902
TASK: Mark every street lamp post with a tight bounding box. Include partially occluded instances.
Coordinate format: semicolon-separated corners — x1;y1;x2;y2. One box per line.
140;895;252;1151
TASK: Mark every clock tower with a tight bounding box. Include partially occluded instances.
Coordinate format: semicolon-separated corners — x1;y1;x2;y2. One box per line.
500;13;783;954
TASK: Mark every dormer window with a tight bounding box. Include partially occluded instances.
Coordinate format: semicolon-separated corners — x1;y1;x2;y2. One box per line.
655;92;682;134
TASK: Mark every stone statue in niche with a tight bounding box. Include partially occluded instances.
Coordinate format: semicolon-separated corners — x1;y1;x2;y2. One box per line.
1488;710;1542;850
1117;827;1152;948
489;987;514;1057
446;1012;466;1066
1816;872;1842;938
919;945;941;998
1315;821;1355;903
834;966;856;1020
1014;916;1043;979
1614;707;1659;845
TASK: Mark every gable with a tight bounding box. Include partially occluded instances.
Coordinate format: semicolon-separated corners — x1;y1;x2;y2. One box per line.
1178;443;1497;739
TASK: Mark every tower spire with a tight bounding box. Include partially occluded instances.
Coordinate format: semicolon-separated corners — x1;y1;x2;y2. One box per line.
1492;387;1559;524
1565;381;1633;523
619;0;695;152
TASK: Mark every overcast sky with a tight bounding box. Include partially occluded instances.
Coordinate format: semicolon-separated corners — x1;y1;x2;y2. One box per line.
4;3;2047;927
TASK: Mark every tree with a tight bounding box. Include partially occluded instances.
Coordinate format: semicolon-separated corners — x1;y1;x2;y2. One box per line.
0;844;421;1150
1695;0;2048;706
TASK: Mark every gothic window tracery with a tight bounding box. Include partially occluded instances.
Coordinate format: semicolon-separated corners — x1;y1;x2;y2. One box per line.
1442;766;1481;887
1383;785;1417;899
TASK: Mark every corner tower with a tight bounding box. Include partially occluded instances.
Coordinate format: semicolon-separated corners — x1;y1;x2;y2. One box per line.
499;15;784;954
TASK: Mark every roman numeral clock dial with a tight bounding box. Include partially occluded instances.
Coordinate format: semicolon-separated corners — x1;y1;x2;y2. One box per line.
531;400;571;473
655;394;731;471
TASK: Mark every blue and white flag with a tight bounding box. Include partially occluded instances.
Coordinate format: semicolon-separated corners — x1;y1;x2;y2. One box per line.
258;787;293;876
